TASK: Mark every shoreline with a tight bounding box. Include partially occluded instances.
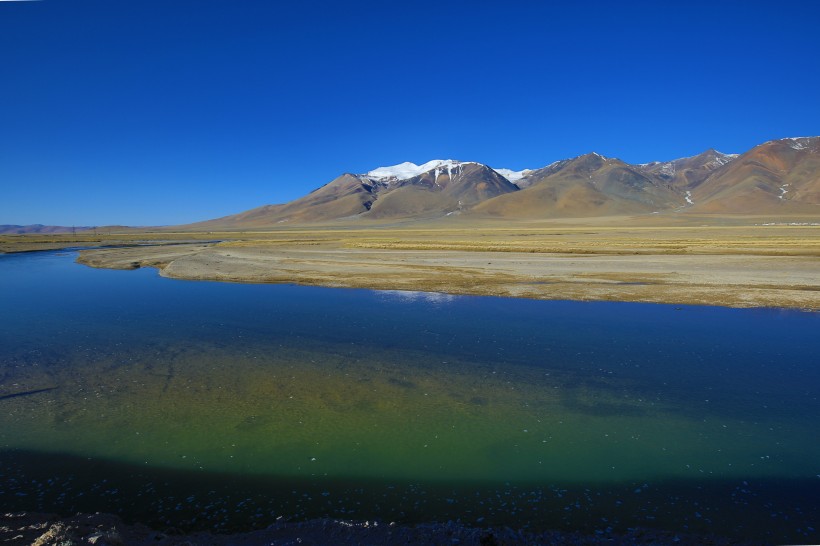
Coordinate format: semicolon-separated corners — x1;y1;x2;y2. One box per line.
3;222;819;311
75;242;820;312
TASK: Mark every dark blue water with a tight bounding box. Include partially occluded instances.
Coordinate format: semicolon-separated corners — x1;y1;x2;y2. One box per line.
0;250;818;542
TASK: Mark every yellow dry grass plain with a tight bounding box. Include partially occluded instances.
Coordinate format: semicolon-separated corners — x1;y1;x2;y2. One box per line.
2;216;819;310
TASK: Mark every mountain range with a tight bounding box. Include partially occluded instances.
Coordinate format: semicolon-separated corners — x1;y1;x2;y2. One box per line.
187;136;819;227
0;224;92;235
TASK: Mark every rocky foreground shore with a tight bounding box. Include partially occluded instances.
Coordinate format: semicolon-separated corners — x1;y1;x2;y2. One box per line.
1;512;760;546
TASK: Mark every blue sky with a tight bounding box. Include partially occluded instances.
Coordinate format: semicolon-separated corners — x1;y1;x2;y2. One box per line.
2;0;819;226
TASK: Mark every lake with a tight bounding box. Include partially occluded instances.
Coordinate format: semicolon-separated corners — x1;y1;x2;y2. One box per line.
0;250;818;543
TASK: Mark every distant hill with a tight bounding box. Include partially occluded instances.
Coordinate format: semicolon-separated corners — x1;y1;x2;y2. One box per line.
0;224;92;235
180;136;820;228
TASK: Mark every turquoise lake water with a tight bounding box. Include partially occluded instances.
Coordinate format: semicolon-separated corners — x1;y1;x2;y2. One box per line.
0;250;818;542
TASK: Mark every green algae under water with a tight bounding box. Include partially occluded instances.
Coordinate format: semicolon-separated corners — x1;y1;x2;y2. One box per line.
0;250;818;542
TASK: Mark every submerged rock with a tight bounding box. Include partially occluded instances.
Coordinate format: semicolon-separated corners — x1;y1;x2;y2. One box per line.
1;511;763;546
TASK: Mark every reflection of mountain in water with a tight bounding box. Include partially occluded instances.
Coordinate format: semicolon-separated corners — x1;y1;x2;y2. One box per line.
376;289;457;303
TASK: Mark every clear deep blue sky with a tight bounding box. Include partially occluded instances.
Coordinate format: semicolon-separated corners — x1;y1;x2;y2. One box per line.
2;0;819;226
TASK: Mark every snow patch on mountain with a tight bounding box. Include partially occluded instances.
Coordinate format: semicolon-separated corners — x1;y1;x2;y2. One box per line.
660;163;676;177
494;168;533;182
784;137;816;151
432;164;462;185
709;152;738;167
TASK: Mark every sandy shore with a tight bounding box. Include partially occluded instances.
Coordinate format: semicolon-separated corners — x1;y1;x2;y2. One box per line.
3;221;817;310
72;227;820;310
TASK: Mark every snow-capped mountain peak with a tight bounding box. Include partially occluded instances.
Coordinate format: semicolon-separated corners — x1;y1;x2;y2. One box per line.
366;159;471;181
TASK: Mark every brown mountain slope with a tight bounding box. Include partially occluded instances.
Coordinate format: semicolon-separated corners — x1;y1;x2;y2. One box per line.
273;174;376;223
638;149;737;191
472;153;683;218
365;186;458;219
435;162;519;204
188;174;376;228
689;137;820;214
